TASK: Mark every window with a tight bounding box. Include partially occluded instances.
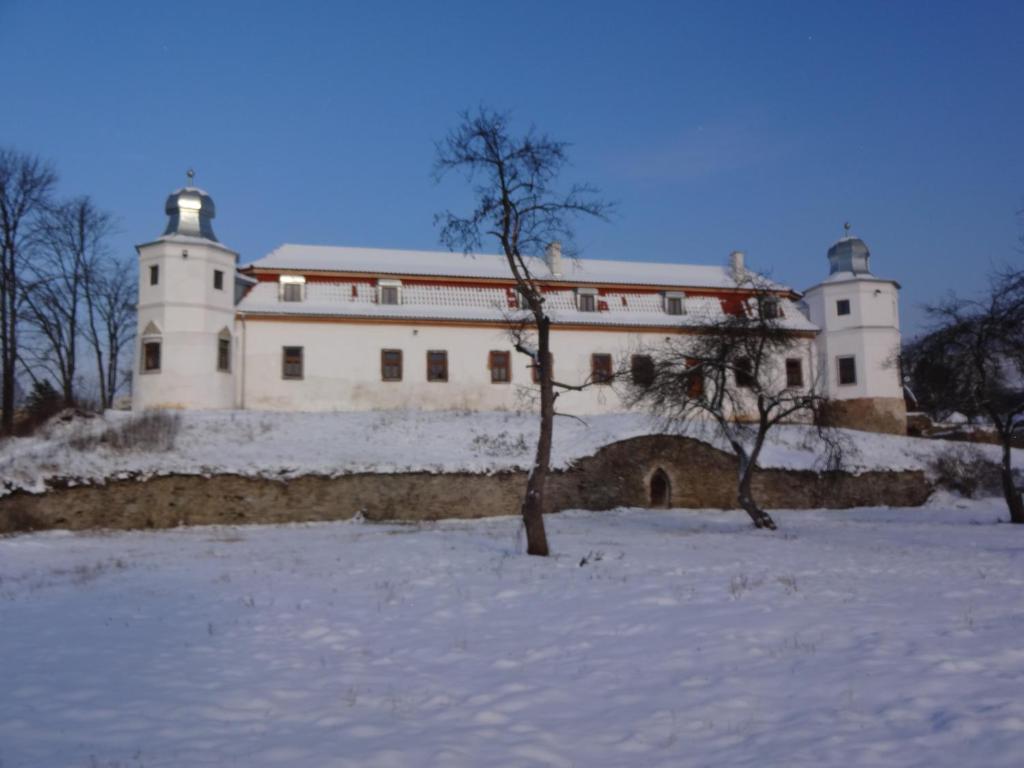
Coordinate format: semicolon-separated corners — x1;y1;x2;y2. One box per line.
591;353;613;385
735;356;754;387
280;275;306;302
684;358;704;398
142;341;161;372
836;299;851;316
381;349;402;381
380;286;399;305
665;296;684;316
785;358;803;388
490;350;511;383
578;293;596;312
214;270;224;291
631;355;655;387
837;355;857;385
149;264;159;286
217;337;231;372
761;298;779;319
427;350;448;382
282;346;303;379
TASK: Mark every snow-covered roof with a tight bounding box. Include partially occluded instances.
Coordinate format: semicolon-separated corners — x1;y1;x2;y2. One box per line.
237;280;818;331
246;244;784;291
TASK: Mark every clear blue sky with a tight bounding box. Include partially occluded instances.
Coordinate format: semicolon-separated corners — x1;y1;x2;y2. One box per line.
2;0;1021;335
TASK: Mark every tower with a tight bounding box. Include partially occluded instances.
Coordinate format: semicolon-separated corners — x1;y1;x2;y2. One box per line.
803;226;906;433
133;174;238;410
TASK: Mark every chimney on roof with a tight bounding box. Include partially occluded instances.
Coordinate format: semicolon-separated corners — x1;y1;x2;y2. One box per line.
545;241;563;277
729;250;746;281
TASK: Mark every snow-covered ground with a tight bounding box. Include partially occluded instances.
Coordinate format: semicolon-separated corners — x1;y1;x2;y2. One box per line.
1;498;1022;767
2;409;1019;497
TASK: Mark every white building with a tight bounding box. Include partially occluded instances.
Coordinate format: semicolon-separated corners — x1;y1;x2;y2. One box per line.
134;184;906;433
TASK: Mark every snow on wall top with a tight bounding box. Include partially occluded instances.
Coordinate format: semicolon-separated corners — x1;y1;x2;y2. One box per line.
246;244;787;291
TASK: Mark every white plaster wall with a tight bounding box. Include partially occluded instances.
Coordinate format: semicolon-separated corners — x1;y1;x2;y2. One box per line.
235;319;819;416
134;240;238;410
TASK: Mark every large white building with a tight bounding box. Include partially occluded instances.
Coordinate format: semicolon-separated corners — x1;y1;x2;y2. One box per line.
134;184;906;433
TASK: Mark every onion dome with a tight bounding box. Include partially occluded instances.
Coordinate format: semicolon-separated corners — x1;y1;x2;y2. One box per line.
162;169;218;242
827;223;870;275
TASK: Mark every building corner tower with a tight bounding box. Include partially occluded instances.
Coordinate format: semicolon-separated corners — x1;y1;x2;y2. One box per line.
803;229;906;434
132;179;238;410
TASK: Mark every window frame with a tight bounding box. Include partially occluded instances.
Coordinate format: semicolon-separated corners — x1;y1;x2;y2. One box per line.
630;354;655;387
282;346;304;380
785;358;804;388
591;353;613;385
381;349;403;382
213;269;224;291
836;299;851;316
279;275;306;303
149;264;159;286
426;350;448;382
489;350;511;383
142;340;161;373
735;356;754;388
217;337;231;373
837;355;857;386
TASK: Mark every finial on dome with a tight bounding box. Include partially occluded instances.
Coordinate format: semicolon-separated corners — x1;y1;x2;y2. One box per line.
186;168;196;186
843;221;851;237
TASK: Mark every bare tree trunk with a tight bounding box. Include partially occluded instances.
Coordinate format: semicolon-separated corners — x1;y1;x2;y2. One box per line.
521;316;551;556
1000;438;1024;524
735;426;777;530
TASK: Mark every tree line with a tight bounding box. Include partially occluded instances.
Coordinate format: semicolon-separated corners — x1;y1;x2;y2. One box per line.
0;148;135;433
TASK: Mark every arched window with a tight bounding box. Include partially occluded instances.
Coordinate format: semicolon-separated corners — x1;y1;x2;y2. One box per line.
649;468;671;508
141;322;162;373
217;328;232;372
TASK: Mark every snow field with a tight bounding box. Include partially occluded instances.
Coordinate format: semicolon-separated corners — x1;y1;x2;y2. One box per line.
1;498;1022;767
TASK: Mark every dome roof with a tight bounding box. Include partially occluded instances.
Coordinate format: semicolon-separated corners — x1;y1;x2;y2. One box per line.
163;186;218;242
827;235;870;275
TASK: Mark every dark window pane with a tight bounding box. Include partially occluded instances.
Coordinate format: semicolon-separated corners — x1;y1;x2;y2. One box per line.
143;341;161;371
786;358;803;387
838;356;857;385
837;299;851;316
578;294;596;312
380;286;399;305
685;358;704;398
381;349;402;381
735;357;754;387
282;346;303;379
214;270;224;290
592;353;613;384
217;338;230;372
665;296;683;315
490;351;511;383
427;350;448;382
149;265;159;286
282;283;302;302
631;355;655;387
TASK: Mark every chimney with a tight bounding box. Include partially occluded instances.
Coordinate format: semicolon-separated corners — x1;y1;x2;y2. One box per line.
729;250;745;280
545;241;563;277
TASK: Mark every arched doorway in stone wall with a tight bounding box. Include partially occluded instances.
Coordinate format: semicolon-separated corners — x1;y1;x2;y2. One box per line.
649;468;671;508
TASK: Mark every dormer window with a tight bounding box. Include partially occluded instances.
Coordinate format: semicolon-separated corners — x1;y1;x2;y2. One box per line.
378;279;402;306
761;297;780;319
664;292;685;316
576;287;597;312
279;275;306;302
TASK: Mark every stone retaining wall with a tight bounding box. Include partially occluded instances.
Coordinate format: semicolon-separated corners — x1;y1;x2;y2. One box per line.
0;435;931;534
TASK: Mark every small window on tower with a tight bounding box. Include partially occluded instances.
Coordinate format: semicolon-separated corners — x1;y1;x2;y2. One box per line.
149;264;159;286
143;341;161;372
217;336;231;372
838;355;857;385
837;299;851;316
213;270;224;291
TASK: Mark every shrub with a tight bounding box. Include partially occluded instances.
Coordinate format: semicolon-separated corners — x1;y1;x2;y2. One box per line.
929;446;1003;498
69;410;182;453
14;380;64;435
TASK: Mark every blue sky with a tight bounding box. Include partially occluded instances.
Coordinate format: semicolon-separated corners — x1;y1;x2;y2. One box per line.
1;0;1021;335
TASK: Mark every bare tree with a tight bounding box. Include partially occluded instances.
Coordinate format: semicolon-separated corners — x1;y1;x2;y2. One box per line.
622;276;837;529
904;267;1024;523
0;149;57;432
434;108;611;556
87;255;136;408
